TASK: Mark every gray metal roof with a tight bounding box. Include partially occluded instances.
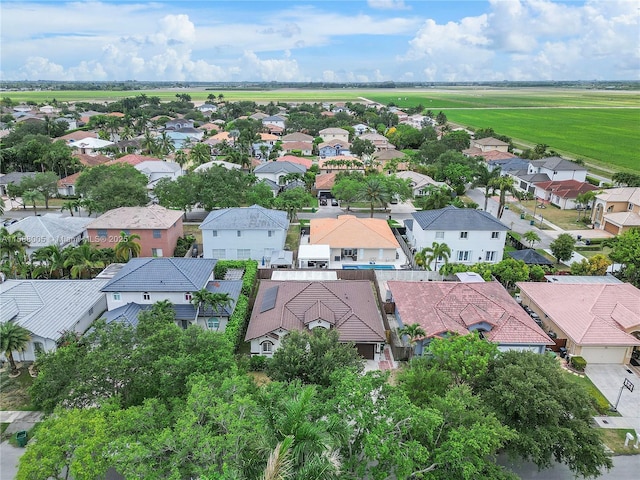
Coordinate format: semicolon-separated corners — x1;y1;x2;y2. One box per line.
202;280;242;316
0;172;36;185
102;302;147;328
200;205;289;231
254;161;306;174
102;258;217;292
270;250;293;266
0;279;108;340
515;173;551;183
8;214;92;249
543;275;623;284
531;157;587;171
508;249;553;265
411;206;509;231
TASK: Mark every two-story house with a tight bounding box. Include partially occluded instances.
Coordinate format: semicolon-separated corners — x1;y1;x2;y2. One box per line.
262;115;286;130
101;257;241;331
405;206;509;267
0;279;108;362
360;132;395;151
200;205;289;261
319;127;349;143
591;187;640;235
87;205;184;258
318;140;351;158
253;161;307;185
510;157;587;195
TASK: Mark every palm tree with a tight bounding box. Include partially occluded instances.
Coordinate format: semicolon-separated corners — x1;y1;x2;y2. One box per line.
413;248;431;270
114;231;142;262
31;245;67;279
189;143;211;167
523;230;541;249
494;176;515;219
158;132;175;157
191;288;233;324
61;199;83;217
398;323;426;360
0;228;30;278
473;163;501;212
423;241;451;274
575;191;597;220
262;436;294;480
0;322;31;374
21;190;45;215
63;242;105;279
415;185;454;211
358;176;390;218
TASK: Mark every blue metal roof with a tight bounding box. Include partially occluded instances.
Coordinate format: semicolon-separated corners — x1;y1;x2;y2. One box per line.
102;258;217;292
200;205;289;230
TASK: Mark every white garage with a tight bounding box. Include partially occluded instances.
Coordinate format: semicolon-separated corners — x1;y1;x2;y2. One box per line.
580;346;628;364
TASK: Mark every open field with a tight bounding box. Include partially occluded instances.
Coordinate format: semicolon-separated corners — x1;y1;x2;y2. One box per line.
4;87;638;172
446;109;639;172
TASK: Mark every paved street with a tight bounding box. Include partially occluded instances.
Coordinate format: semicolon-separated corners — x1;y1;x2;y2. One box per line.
0;411;43;479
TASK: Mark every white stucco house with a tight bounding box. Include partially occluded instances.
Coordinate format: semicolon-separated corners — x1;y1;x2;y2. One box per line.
0;279;108;362
405;206;509;267
200;205;290;261
100;257;241;331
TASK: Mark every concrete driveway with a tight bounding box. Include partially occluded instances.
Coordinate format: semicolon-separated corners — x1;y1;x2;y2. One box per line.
585;364;640;426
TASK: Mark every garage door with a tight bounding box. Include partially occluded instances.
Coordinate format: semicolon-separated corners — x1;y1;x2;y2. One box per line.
356;343;375;360
580;347;626;364
603;222;620;235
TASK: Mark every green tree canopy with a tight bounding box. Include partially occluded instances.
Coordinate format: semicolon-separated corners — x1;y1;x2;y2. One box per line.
75;163;149;213
550;233;575;264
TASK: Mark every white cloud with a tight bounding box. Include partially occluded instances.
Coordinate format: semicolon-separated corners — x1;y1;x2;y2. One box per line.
241;51;302;82
401;0;640;81
367;0;410;10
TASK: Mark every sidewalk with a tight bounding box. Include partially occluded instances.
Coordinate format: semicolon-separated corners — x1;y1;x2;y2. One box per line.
0;411;44;479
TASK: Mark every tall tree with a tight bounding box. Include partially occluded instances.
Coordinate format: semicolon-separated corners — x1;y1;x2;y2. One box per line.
358;176;390;218
549;233;575;264
63;242;105;279
522;230;541;248
21;189;45;215
473;163;501;212
494;176;515;219
423;241;451;273
75;164;149;213
0;322;31;374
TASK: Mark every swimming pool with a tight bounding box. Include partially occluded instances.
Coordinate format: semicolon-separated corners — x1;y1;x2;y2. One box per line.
342;264;396;270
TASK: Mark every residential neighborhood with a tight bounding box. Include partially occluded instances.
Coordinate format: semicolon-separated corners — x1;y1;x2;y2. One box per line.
1;90;639;480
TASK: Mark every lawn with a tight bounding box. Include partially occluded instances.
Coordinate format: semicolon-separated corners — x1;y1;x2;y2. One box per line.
599;429;640;455
445;108;640;173
285;224;301;252
518;200;593;230
564;372;616;415
0;367;35;411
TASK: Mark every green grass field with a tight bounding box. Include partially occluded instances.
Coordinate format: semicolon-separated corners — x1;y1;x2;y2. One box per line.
5;87;639;172
445;108;639;172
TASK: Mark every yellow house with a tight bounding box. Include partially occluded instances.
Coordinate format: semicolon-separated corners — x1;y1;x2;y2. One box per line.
592;187;640;235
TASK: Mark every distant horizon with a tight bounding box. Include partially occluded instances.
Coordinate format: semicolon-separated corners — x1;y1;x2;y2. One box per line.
1;1;638;83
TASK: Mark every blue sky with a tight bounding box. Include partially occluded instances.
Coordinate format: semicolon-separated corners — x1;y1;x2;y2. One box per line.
1;0;638;82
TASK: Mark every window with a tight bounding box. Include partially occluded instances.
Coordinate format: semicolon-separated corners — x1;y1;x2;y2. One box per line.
88;307;94;315
237;230;242;237
143;292;151;301
113;293;121;301
212;249;226;259
629;203;634;211
97;229;107;239
460;231;468;239
153;229;162;238
34;342;44;356
457;250;472;262
151;248;163;257
485;251;497;261
491;231;500;239
262;341;274;353
237;249;251;260
207;318;220;330
435;231;444;239
211;230;218;237
185;293;192;301
268;230;274;237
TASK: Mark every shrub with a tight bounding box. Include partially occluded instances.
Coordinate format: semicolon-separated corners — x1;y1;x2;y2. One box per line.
585;176;600;186
224;294;249;351
570;356;587;372
214;260;258;296
249;355;267;371
173;235;195;257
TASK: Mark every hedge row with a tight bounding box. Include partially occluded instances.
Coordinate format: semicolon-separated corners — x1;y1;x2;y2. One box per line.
570;355;587;372
214;260;258;296
224;294;250;351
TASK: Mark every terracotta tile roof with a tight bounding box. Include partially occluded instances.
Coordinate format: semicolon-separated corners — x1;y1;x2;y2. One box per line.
388;281;552;345
517;282;640;346
73;153;111;167
106;154;161;166
534;179;598;199
245;280;385;343
260;133;279;141
58;172;81;186
277;155;313;169
319;127;349;135
87;205;183;230
474;137;509;147
310;215;399;249
482;150;518;161
282;141;313;152
282;132;314;142
315;172;337;190
106;112;125;117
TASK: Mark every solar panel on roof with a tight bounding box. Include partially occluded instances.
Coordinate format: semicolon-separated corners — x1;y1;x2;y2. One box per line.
260;285;279;313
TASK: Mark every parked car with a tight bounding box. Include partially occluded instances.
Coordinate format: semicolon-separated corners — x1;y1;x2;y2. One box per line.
320;199;327;206
331;199;338;206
